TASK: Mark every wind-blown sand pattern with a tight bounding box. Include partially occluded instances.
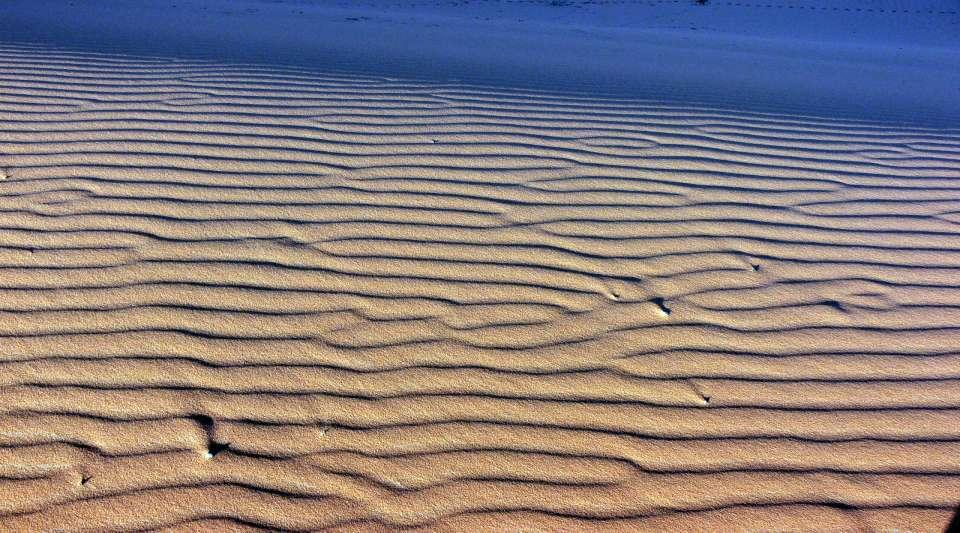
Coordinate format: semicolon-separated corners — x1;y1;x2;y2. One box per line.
1;44;960;531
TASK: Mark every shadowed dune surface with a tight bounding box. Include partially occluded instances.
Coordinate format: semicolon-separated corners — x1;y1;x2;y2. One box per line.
1;44;960;531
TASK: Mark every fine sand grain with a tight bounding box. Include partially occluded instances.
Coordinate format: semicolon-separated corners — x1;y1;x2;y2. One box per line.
1;44;959;531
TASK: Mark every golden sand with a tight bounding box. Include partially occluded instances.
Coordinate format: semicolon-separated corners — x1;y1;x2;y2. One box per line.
1;45;959;531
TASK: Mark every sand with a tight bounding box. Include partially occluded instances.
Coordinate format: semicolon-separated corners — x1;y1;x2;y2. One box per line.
2;1;960;531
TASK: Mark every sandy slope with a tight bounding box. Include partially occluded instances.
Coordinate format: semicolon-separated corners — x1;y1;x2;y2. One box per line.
1;43;960;531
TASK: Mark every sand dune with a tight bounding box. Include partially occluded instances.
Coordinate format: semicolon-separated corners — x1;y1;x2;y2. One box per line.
1;43;960;531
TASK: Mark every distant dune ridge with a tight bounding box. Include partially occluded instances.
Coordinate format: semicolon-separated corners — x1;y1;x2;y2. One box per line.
1;40;960;531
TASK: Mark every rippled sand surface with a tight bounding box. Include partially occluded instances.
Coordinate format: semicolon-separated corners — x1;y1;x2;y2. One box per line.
1;44;959;531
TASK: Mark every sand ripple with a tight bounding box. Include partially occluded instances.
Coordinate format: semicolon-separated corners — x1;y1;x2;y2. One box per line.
1;45;959;531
